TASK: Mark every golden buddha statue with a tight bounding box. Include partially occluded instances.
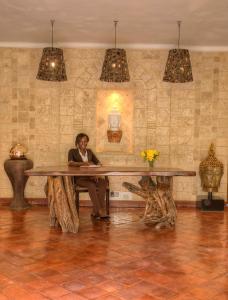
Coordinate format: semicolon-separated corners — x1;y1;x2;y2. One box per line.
199;143;223;192
198;144;224;211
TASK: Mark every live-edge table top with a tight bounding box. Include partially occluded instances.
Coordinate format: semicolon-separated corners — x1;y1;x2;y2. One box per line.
25;165;196;177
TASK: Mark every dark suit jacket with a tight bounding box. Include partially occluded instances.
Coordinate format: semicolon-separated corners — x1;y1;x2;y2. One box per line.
68;148;101;184
68;148;100;165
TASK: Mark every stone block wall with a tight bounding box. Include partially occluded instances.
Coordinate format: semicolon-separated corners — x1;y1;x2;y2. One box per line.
0;48;227;202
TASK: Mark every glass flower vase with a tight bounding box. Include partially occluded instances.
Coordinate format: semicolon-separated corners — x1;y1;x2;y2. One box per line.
148;161;154;168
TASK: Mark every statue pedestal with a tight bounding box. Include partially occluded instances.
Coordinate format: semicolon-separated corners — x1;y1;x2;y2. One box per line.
197;193;224;211
4;159;33;210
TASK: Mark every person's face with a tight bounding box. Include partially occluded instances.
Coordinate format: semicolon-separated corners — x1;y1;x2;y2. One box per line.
78;136;88;151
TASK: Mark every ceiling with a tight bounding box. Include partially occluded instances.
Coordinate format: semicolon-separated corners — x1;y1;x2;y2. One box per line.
0;0;228;50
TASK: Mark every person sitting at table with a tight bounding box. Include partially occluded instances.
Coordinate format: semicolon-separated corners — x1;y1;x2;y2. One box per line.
68;133;109;219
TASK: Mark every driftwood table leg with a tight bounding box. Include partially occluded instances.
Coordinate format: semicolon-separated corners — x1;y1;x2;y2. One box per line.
47;176;79;233
123;176;177;229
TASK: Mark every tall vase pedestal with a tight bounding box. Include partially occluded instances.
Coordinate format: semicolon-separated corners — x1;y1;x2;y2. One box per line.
4;159;33;210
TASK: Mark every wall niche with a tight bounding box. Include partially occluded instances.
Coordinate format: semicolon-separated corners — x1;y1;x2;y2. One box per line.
96;89;134;153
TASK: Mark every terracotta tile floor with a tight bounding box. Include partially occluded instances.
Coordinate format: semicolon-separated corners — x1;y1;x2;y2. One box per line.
0;206;227;300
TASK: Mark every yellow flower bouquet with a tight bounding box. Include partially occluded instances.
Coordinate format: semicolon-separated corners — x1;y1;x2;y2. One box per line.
140;149;159;168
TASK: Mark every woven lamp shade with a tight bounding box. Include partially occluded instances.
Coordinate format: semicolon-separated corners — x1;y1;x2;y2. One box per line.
163;49;193;83
100;48;130;82
37;47;67;82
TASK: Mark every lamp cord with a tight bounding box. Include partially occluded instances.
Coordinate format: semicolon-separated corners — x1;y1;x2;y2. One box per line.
177;20;181;49
51;19;55;49
114;20;118;48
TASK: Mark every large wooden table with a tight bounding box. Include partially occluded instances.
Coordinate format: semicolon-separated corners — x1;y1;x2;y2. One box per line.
25;166;196;233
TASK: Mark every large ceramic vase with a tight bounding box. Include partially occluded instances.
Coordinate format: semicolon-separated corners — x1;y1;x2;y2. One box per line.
4;159;33;210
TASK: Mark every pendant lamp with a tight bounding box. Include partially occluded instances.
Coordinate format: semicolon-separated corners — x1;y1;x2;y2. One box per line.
37;20;67;82
163;21;193;83
100;21;130;82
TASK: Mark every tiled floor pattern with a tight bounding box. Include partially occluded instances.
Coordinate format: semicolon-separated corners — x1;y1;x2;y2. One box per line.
0;206;227;300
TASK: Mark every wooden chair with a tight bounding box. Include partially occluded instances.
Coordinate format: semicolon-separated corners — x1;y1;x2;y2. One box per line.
75;176;110;215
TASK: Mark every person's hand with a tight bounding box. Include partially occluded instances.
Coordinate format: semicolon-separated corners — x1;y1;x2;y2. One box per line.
82;162;90;166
